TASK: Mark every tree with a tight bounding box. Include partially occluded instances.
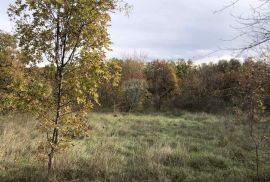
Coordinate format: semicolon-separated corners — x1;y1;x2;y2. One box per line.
0;31;27;113
236;0;270;53
171;59;193;79
174;59;242;113
9;0;122;176
176;65;208;111
236;58;269;180
121;79;146;112
145;60;178;111
217;0;270;56
120;59;146;112
171;59;193;97
98;58;122;112
211;59;241;107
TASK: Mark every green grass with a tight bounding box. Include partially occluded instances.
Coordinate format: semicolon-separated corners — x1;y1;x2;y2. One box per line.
0;112;270;181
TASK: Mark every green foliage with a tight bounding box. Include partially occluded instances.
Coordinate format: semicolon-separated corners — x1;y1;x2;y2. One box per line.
98;58;122;110
0;31;27;113
0;31;16;52
171;59;193;78
174;59;252;113
145;60;178;110
237;58;269;117
121;79;147;112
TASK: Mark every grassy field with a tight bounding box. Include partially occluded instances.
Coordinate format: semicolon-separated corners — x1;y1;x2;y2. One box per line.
0;112;270;182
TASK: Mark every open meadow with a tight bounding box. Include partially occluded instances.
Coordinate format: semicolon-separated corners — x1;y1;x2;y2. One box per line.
0;112;270;182
3;0;270;181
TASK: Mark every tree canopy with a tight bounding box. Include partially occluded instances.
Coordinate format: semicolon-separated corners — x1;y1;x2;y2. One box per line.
8;0;122;175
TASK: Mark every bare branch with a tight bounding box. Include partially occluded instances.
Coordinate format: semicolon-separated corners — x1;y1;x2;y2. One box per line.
213;0;240;14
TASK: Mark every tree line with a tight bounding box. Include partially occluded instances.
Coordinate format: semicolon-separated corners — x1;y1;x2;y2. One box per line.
96;57;270;114
2;34;270;115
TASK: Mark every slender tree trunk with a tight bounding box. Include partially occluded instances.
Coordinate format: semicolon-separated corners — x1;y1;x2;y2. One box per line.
48;67;63;177
48;9;62;177
48;67;63;176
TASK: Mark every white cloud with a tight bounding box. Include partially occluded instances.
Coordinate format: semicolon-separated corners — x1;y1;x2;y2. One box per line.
194;54;245;65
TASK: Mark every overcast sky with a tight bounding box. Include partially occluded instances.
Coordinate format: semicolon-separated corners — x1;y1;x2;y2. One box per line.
0;0;259;63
